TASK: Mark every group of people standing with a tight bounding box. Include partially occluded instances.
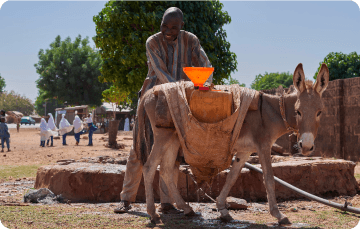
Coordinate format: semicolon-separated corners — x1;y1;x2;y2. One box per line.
40;113;98;147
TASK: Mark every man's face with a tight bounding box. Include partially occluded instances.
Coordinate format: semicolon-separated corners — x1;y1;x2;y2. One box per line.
161;14;184;42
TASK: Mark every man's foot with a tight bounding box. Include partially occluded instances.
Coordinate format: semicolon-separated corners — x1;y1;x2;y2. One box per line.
50;143;53;147
63;144;67;146
76;142;79;146
1;149;3;152
114;201;131;214
87;144;93;146
7;149;10;152
159;203;183;214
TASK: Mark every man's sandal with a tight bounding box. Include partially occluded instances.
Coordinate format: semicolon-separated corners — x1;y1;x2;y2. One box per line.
114;201;131;214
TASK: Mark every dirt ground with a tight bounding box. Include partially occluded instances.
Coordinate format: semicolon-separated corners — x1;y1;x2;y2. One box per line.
0;128;133;166
1;128;360;228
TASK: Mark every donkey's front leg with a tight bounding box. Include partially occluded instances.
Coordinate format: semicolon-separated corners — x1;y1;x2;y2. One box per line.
160;138;194;215
258;146;291;225
216;152;252;222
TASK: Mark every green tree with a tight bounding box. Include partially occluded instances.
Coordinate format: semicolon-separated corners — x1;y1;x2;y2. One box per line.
102;85;131;120
34;89;61;116
0;73;6;93
93;1;237;95
34;35;107;107
223;76;245;87
314;52;360;81
0;91;34;115
251;72;293;91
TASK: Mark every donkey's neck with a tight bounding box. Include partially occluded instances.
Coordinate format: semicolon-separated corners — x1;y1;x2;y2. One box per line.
262;92;298;141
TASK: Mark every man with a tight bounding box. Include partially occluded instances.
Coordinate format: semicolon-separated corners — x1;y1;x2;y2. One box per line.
86;113;97;146
114;7;213;214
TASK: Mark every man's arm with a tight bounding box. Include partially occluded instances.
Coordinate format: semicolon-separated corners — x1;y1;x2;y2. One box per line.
146;39;175;84
191;36;213;87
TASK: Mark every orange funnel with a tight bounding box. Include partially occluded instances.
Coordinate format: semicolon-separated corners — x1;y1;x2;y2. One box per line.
183;67;214;87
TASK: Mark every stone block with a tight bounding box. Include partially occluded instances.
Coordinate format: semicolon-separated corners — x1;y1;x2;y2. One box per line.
34;158;358;203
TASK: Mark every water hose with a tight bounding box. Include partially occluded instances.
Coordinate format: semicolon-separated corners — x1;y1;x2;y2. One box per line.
244;162;360;214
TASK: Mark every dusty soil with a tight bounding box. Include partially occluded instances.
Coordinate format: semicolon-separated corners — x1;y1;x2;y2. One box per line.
1;128;360;228
0;128;133;166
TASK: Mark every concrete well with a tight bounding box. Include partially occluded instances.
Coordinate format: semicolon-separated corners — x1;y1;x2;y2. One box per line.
34;156;358;203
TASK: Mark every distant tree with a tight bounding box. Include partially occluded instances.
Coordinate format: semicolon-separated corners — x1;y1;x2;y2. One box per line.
34;35;108;107
34;89;61;116
223;76;246;87
0;91;34;115
314;52;360;81
0;74;6;93
102;85;131;120
251;72;293;91
93;1;237;95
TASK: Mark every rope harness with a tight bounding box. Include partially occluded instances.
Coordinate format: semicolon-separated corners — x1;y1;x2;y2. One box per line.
279;93;299;136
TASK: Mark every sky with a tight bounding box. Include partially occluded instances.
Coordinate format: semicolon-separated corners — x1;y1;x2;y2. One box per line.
0;1;359;103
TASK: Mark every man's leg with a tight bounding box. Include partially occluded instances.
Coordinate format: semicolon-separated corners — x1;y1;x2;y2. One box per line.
5;138;10;151
114;146;143;213
1;138;4;152
50;136;53;146
89;130;93;145
63;134;67;145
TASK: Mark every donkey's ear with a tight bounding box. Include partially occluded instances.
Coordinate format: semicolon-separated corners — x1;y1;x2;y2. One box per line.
313;63;329;96
293;63;306;93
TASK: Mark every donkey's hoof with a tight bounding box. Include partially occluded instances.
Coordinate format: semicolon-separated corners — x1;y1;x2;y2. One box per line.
185;210;197;217
220;214;233;223
279;216;291;225
150;216;162;225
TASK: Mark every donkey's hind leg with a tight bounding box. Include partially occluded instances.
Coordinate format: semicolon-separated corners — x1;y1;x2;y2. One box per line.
257;146;291;225
160;139;194;215
216;152;252;222
142;128;177;224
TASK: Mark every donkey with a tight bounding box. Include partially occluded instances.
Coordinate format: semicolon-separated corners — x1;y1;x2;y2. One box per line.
140;63;329;224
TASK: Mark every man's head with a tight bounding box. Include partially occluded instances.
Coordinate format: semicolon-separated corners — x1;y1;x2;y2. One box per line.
161;7;184;42
1;117;6;123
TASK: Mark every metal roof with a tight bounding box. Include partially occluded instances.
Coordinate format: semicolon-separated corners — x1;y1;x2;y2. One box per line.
55;105;88;111
101;102;131;113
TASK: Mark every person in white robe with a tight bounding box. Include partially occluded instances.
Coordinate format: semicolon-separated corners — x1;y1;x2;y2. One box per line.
59;114;73;145
40;118;56;147
46;113;58;146
124;118;130;131
73;115;86;145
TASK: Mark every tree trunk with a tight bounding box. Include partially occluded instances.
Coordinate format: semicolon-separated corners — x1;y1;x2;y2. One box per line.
109;120;120;146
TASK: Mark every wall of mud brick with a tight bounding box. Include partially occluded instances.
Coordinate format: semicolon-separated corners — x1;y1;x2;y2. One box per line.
314;77;360;162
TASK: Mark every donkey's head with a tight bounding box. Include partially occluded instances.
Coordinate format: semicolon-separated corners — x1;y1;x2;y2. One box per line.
293;63;329;156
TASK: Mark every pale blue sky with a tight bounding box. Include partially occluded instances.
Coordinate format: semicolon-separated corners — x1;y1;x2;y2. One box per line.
0;1;359;103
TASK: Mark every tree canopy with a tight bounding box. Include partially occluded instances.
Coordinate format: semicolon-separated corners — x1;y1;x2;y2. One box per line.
93;1;237;95
0;74;6;93
34;89;60;117
0;91;34;116
34;35;107;107
251;72;293;91
223;76;245;87
102;85;131;120
314;52;360;81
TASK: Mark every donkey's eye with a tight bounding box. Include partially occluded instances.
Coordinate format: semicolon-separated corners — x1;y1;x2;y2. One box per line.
317;111;322;117
296;111;301;116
